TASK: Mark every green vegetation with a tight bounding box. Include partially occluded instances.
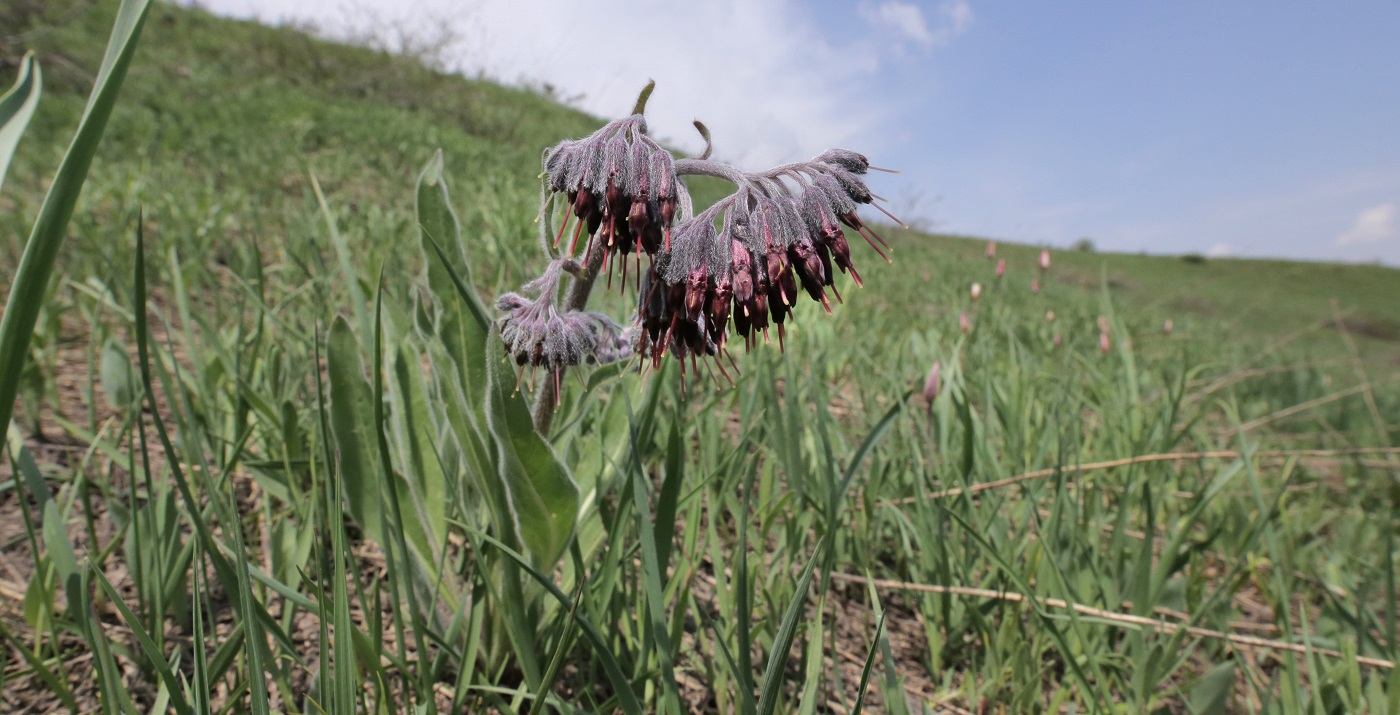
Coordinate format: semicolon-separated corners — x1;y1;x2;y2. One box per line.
2;2;1398;713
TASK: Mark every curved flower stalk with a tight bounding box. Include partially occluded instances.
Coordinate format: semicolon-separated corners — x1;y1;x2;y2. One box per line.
521;83;899;431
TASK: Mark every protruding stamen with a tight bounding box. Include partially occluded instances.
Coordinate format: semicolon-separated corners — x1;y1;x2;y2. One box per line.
872;202;908;229
859;229;891;263
568;217;586;256
868;165;900;174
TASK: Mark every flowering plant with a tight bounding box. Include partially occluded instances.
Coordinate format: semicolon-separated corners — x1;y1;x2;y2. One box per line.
498;83;900;432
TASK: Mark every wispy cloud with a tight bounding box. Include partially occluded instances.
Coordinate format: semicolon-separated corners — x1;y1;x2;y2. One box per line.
1207;242;1232;257
197;0;923;168
1335;203;1397;246
463;0;888;167
859;0;973;49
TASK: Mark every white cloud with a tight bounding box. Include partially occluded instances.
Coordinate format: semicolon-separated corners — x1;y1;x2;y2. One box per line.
859;0;973;49
1207;242;1232;257
860;2;935;46
1335;203;1397;246
190;0;910;169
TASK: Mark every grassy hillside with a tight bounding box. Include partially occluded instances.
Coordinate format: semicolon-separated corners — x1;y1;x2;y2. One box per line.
3;2;1398;713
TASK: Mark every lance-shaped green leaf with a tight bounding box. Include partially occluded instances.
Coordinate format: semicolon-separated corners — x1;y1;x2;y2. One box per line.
0;52;41;194
484;331;580;569
0;0;152;455
327;316;386;537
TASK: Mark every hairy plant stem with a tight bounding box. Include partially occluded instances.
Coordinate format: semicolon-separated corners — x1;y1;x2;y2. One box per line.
531;242;606;435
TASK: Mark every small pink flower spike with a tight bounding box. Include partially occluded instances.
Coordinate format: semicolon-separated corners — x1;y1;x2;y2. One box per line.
986;241;997;259
1163;319;1174;335
970;282;982;301
1031;278;1040;293
1099;331;1111;354
959;311;971;333
995;258;1005;277
1053;333;1062;347
923;360;941;407
1039;249;1051;271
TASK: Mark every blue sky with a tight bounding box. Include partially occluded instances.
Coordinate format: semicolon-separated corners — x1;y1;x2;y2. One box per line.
197;0;1400;264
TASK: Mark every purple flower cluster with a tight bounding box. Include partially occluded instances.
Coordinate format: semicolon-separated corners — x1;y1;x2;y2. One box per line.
543;114;682;287
505;92;897;395
632;149;895;376
495;260;625;391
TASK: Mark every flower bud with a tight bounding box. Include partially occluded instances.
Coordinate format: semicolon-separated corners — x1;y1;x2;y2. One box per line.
995;259;1005;277
970;282;982;301
986;241;997;259
1031;278;1040;293
1099;331;1111;354
1039;249;1051;271
959;311;970;333
922;360;941;406
1045;310;1055;323
1163;319;1174;335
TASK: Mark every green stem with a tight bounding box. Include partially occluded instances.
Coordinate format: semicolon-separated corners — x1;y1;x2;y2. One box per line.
531;243;605;436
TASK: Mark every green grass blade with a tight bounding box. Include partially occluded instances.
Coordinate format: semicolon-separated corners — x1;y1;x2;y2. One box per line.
0;0;151;455
91;566;193;715
0;52;41;194
625;402;682;714
0;620;80;712
466;526;645;715
314;324;361;715
756;540;822;715
850;611;886;715
132;218;272;714
528;579;585;715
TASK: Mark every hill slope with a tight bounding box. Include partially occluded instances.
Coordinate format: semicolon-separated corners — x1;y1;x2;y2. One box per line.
3;3;1398;713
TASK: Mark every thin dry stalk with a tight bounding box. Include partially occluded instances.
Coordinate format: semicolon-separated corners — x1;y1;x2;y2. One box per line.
1228;378;1400;436
829;572;1395;670
885;447;1400;506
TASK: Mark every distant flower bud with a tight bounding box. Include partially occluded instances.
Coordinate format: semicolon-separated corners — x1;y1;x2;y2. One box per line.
1031;278;1040;293
970;282;982;301
1039;249;1051;271
959;311;970;333
922;360;941;407
995;258;1005;277
1097;315;1111;333
986;241;997;259
1045;310;1055;323
1099;331;1111;354
1163;319;1174;335
1053;333;1062;347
